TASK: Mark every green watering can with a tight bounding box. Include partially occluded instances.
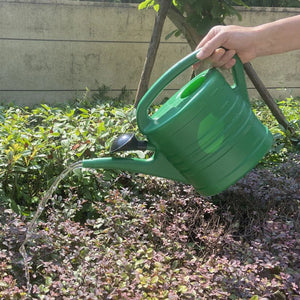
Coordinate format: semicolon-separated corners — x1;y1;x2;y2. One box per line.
82;49;273;196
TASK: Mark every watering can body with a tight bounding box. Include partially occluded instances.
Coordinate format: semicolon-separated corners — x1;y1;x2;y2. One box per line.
83;50;273;196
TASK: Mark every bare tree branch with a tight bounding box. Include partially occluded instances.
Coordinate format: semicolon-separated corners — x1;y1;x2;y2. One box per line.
134;0;172;107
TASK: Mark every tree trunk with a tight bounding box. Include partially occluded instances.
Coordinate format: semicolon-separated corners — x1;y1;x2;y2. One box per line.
166;5;203;51
243;62;293;132
166;4;205;78
134;0;172;107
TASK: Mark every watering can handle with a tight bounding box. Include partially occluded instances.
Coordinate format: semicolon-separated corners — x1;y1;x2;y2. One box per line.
136;49;247;132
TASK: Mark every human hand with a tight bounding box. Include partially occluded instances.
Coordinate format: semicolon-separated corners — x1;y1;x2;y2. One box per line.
194;16;300;69
194;25;257;69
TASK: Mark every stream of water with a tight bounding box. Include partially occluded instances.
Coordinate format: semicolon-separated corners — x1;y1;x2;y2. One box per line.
19;161;83;294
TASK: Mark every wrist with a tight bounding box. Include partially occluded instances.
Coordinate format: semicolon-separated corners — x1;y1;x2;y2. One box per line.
252;25;273;58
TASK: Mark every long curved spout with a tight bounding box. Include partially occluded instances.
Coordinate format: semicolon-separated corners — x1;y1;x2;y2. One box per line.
82;152;188;184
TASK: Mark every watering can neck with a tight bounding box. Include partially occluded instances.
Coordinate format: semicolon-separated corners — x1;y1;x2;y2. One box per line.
82;152;188;184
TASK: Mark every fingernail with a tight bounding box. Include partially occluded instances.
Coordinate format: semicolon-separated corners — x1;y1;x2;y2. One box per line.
196;50;203;60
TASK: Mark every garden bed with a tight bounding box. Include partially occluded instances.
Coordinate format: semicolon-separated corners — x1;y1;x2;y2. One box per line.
0;95;299;299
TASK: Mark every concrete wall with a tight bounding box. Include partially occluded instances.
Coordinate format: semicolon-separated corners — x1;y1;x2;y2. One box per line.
0;0;299;105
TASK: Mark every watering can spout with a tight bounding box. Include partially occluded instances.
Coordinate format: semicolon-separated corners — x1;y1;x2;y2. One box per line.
82;152;188;184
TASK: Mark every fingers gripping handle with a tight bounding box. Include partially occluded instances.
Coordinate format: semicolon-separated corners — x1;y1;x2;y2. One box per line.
136;49;201;132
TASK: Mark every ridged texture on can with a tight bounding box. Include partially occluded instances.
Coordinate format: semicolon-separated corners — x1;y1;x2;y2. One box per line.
146;69;273;196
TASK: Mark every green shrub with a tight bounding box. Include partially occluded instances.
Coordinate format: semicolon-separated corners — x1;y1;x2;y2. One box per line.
0;96;299;216
0;101;137;215
252;97;300;163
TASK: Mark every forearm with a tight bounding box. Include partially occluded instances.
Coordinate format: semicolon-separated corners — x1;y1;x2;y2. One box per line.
253;15;300;57
195;14;300;69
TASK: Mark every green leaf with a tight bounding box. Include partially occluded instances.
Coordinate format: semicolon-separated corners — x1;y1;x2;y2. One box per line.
138;0;154;10
150;275;159;284
10;199;22;215
153;3;160;12
172;0;179;7
45;276;53;287
114;110;126;118
66;109;75;117
165;29;178;40
41;104;51;111
178;285;188;293
230;0;248;7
